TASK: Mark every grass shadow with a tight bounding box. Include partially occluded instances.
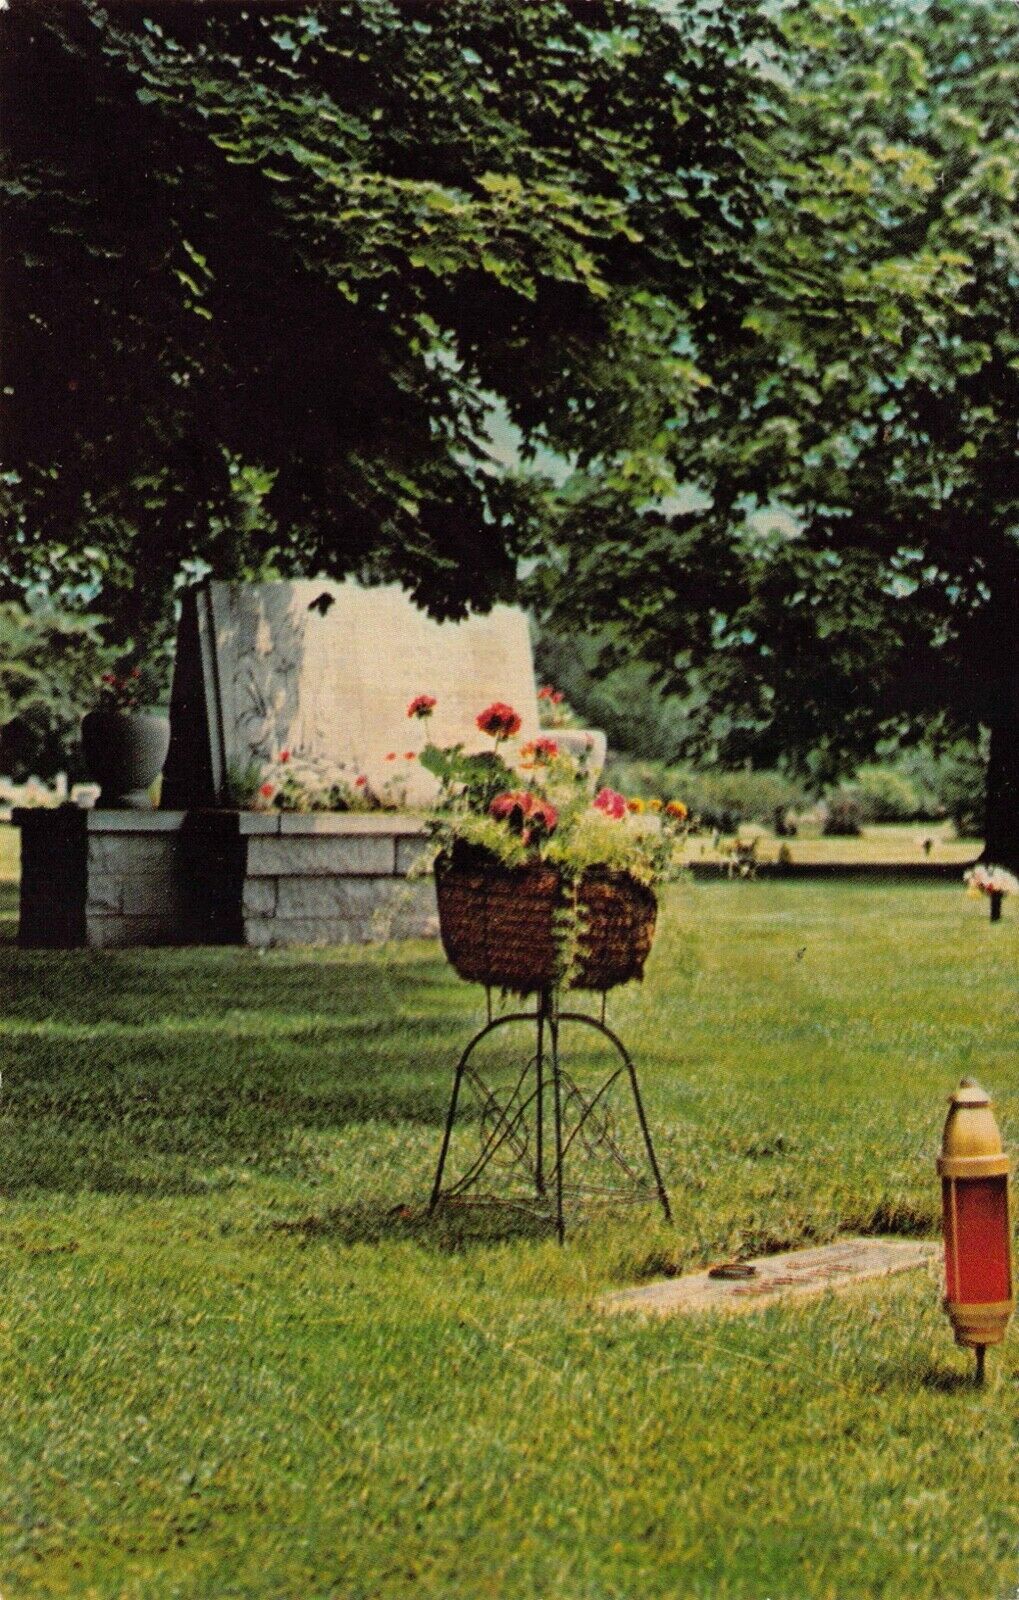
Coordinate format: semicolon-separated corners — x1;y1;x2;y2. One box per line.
920;1365;985;1393
267;1197;557;1251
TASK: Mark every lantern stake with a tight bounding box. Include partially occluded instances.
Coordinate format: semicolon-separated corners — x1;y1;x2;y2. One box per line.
938;1077;1014;1383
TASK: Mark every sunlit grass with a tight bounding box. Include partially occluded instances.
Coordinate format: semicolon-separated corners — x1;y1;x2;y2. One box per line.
2;849;1019;1597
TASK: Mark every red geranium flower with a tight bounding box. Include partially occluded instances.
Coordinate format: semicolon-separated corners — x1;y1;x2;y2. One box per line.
278;749;291;764
526;798;558;839
593;787;627;821
490;790;557;840
385;751;397;761
538;685;554;700
477;701;521;739
407;694;437;719
519;736;558;768
260;782;275;798
404;751;416;761
354;775;367;787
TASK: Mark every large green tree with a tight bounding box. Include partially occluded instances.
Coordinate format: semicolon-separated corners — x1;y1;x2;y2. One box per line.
1;0;777;648
550;0;1019;861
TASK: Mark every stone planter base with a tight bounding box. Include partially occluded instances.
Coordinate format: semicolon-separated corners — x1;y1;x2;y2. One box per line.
13;808;436;949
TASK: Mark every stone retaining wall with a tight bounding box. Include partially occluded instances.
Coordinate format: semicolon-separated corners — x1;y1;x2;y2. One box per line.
14;808;435;949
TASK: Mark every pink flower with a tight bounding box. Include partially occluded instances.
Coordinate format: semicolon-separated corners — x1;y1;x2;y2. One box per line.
477;702;522;738
407;694;436;719
593;787;627;821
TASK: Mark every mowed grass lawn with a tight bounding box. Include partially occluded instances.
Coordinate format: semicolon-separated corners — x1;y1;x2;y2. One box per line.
2;826;1019;1599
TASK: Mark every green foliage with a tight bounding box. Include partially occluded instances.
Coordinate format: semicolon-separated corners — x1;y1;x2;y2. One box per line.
606;756;806;831
220;759;269;811
851;765;921;823
542;0;1019;852
907;739;987;839
0;601;113;779
534;627;696;760
0;0;777;643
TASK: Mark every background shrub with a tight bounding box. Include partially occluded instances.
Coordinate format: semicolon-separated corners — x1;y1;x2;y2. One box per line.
852;766;921;822
604;757;806;831
822;792;864;837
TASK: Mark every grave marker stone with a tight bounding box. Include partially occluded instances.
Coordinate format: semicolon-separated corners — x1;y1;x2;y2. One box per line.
162;579;540;808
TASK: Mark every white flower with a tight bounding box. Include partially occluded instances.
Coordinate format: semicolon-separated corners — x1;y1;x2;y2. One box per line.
964;865;1019;896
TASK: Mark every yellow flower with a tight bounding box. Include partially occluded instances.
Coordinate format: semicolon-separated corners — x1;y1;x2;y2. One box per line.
647;797;663;813
665;799;688;820
627;797;646;814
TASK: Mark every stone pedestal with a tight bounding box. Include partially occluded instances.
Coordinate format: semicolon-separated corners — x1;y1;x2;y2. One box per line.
14;808;435;950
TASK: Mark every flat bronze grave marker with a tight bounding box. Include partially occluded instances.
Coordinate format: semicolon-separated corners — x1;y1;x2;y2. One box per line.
598;1237;939;1318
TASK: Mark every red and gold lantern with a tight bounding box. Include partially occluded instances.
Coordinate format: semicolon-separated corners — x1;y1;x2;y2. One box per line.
938;1078;1014;1380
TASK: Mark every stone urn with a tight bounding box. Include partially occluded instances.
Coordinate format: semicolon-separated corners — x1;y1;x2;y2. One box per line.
81;710;170;809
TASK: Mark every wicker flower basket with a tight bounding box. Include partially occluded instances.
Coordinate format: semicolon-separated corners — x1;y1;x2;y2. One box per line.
434;856;657;994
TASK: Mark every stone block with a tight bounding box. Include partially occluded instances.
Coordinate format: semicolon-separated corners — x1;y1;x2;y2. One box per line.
247;834;395;877
242;878;278;916
87;834;180;875
86;872;124;914
277;812;424;836
238;812;281;835
87;810;185;832
163;577;539;808
121;875;185;918
388;880;439;939
395;835;432;876
85;914;181;948
244;916;372;948
274;877;386;919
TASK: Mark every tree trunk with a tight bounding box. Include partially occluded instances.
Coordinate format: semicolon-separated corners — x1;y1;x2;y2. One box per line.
983;718;1019;871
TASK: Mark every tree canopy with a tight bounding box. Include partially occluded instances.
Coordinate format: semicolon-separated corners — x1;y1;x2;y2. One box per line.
550;0;1019;850
1;0;778;645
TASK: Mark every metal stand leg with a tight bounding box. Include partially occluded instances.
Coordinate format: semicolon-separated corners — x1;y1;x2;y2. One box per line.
548;991;565;1245
430;990;672;1236
624;1055;673;1225
535;1003;545;1197
429;1043;468;1213
557;1009;672;1226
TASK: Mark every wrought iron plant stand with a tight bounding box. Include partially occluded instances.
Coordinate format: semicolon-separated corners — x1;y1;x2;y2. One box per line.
429;860;673;1241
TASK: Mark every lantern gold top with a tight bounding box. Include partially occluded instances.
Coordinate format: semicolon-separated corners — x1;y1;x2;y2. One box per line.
938;1077;1010;1178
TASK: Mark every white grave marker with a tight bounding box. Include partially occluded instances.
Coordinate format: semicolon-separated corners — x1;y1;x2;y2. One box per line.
162;579;540;808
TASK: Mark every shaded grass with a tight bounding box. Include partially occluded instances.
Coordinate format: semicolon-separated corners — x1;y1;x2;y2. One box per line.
2;872;1019;1597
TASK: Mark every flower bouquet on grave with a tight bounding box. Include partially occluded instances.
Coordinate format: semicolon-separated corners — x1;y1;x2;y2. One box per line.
964;863;1019;922
410;695;688;994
